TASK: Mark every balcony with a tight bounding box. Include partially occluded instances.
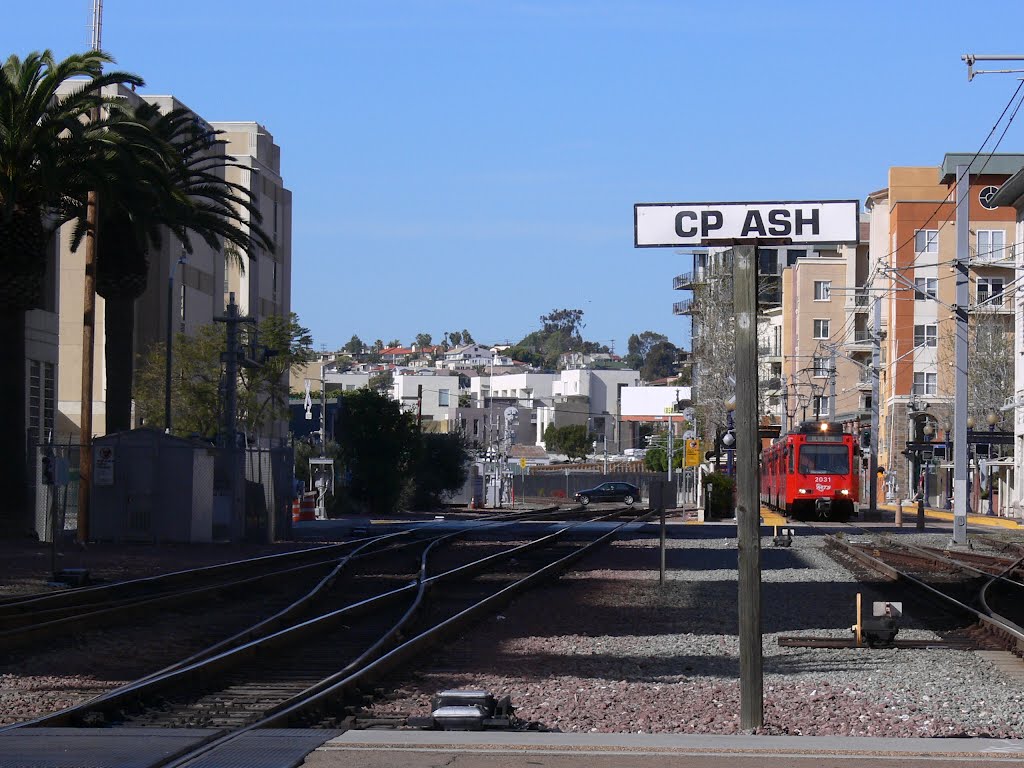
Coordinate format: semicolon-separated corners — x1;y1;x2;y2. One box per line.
673;299;697;315
853;289;869;309
848;328;872;349
673;271;706;290
758;344;782;359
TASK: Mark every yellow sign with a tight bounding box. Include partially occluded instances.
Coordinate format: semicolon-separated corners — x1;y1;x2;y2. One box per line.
520;458;527;469
684;439;702;467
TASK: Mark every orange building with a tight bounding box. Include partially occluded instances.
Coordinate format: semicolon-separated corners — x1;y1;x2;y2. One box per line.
868;154;1022;505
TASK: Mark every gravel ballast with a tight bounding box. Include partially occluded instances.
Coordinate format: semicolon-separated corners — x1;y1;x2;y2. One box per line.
367;530;1024;738
1;529;1022;737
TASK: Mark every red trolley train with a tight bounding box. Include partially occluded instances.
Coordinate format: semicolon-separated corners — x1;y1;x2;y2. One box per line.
760;421;859;521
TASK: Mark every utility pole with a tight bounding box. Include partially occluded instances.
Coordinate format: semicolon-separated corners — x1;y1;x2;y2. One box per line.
828;348;837;420
417;384;423;430
77;0;104;544
215;293;256;540
952;164;970;546
780;375;788;435
734;243;763;730
869;294;881;518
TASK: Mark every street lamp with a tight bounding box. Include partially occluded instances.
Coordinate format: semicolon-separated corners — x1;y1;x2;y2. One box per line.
165;249;187;433
943;421;952;510
987;413;998;515
922;423;934;505
724;400;736;476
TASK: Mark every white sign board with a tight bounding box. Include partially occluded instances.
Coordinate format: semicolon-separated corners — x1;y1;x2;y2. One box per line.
94;446;115;486
634;200;859;247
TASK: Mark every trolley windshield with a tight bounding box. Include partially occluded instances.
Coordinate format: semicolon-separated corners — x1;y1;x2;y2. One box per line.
797;444;849;474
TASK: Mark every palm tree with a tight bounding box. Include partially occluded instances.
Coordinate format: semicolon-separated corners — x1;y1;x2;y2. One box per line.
77;102;269;433
0;50;144;533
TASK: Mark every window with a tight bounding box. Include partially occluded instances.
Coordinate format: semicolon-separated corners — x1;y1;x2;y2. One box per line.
813;319;830;339
977;277;1004;307
473;418;479;436
813;280;832;301
914;277;937;300
976;229;1005;261
786;249;807;265
914;229;938;253
913;324;937;347
812;356;831;378
758;248;779;275
812;395;826;417
798;445;850;474
912;372;937;395
438;389;450;407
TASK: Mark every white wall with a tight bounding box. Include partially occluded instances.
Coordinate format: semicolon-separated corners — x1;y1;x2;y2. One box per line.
620;386;692;418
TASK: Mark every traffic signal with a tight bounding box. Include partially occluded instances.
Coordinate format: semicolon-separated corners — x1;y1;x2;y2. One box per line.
41;454;55;485
860;429;871;449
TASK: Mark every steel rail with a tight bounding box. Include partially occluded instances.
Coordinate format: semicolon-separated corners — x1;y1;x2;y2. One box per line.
6;505;621;731
156;510;652;768
825;535;1024;648
0;505;563;615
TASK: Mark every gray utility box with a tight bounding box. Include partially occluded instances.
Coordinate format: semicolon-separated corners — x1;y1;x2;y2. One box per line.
90;429;215;543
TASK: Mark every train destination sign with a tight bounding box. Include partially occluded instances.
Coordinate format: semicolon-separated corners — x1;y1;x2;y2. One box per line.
634;200;859;247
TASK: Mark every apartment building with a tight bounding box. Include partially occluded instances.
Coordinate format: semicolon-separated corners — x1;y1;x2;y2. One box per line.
871;156;1022;507
990;170;1024;518
54;87;292;440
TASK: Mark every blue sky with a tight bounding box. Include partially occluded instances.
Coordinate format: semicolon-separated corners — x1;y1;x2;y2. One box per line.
4;1;1024;354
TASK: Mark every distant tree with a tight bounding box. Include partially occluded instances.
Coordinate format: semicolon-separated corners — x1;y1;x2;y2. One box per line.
414;333;432;348
643;445;682;472
334;389;418;515
641;340;679;382
627;331;669;369
368;370;393;392
135;314;313;439
344;334;364;355
544;423;592;461
458;391;472;408
387;338;401;348
461;329;474;344
408;433;470;509
514;307;589;369
506;345;545;368
447;330;463;347
373;339;384;352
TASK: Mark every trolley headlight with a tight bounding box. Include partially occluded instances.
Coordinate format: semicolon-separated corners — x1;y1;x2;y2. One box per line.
839;489;850;496
798;488;811;495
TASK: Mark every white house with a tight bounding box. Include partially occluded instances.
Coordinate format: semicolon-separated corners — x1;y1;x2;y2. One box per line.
441;344;513;369
392;372;460;425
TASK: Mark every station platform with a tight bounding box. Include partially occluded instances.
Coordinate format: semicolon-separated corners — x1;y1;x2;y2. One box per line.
2;727;1021;768
877;503;1023;529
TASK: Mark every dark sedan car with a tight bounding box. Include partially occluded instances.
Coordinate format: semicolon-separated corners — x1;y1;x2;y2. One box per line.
574;481;641;506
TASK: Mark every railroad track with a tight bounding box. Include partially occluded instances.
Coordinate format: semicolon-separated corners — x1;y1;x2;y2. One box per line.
0;507;568;653
3;504;645;762
825;534;1024;657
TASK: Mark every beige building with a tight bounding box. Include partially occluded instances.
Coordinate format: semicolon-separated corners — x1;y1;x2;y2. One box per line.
55;87;292;441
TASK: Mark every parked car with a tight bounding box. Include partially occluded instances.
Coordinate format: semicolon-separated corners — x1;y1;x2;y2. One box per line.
574;481;641;506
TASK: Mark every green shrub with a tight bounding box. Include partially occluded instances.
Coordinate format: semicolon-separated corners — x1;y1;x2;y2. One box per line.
704;472;735;518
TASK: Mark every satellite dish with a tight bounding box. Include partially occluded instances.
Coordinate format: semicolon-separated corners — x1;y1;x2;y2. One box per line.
504;407;518;423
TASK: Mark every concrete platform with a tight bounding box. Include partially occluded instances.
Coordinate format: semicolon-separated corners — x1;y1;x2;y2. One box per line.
1;728;1022;768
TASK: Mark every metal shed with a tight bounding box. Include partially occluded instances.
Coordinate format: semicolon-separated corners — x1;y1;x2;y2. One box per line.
90;430;216;543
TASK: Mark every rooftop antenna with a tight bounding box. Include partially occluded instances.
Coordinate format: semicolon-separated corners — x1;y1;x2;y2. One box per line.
90;0;103;50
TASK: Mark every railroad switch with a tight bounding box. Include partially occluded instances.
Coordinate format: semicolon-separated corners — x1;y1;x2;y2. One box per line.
772;527;794;547
407;689;515;731
851;598;902;648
